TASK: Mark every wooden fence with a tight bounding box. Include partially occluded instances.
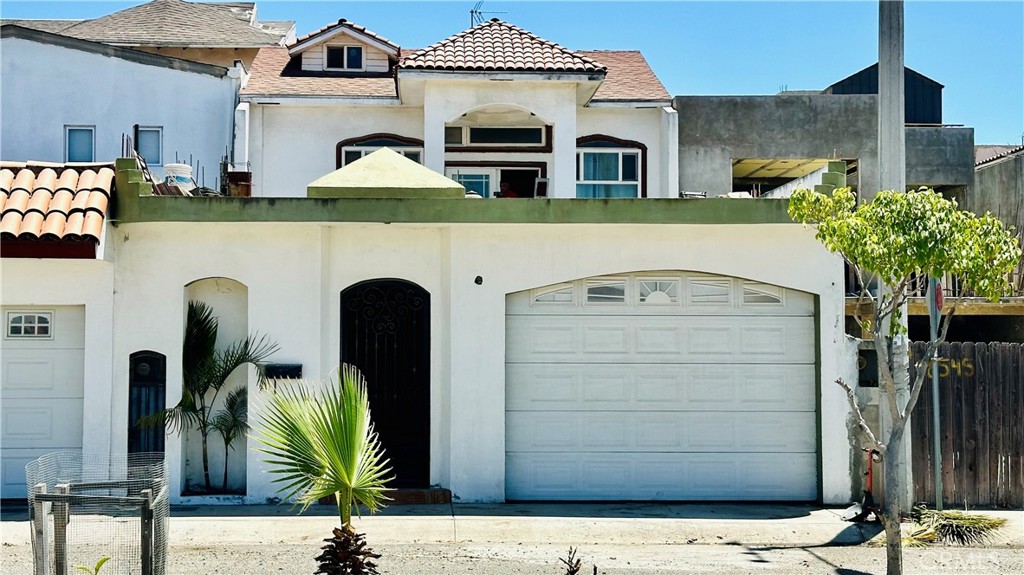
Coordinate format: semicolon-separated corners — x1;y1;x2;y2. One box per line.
910;342;1023;508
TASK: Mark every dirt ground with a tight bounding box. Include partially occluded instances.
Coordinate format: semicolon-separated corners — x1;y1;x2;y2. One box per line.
4;539;1023;574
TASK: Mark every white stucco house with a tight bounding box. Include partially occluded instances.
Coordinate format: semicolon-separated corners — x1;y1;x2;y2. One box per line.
1;14;858;506
0;24;242;184
238;18;679;200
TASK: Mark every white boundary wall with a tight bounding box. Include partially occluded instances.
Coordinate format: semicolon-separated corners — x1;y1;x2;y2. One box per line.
107;220;851;504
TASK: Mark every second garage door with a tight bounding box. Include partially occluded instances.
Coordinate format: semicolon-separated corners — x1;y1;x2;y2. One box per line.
1;306;85;499
505;273;817;501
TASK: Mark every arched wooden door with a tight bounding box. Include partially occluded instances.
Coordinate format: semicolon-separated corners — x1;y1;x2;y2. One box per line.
341;279;430;488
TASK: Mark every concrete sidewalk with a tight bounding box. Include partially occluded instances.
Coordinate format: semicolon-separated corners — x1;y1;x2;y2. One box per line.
7;502;1019;549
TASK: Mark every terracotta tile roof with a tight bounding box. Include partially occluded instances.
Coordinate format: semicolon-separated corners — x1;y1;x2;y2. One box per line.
54;0;287;48
578;51;670;102
241;47;398;98
401;19;605;73
290;19;399;52
0;164;114;243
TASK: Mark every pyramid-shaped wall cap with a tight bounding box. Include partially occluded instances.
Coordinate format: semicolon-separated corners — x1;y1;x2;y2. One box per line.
307;148;465;199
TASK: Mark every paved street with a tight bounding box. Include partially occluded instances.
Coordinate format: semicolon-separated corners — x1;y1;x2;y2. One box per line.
2;503;1022;574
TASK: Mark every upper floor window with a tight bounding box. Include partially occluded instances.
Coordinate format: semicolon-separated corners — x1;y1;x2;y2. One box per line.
7;311;53;338
576;149;639;198
445;126;545;147
575;135;647;198
65;126;95;162
136;126;162;165
326;45;364;70
342;146;421;166
336;134;424;168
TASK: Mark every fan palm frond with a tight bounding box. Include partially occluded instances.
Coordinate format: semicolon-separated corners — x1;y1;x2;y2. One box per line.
252;364;392;527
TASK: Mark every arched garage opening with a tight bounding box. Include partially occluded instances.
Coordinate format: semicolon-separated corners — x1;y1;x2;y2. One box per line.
504;271;818;501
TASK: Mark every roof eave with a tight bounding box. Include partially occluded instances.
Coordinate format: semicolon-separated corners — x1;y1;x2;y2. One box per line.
288;24;399;57
397;69;606;81
240;95;401;106
588;99;673;108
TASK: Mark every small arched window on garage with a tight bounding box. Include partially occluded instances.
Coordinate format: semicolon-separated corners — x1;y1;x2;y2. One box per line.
6;311;53;338
128;351;166;454
336;134;424;168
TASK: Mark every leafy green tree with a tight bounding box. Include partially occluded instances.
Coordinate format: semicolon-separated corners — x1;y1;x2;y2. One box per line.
149;300;278;493
252;364;392;573
789;187;1020;575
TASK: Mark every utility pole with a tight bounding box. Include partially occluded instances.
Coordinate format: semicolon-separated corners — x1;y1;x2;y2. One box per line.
878;0;914;514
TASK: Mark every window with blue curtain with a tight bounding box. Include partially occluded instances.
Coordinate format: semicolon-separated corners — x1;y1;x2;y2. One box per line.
575;150;639;198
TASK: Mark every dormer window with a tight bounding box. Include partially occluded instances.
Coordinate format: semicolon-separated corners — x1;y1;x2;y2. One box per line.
325;45;364;71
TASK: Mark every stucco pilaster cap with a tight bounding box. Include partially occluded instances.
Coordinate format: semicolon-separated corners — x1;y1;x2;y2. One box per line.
306;147;465;199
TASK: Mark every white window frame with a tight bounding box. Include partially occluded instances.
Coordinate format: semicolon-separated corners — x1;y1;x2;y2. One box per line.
741;281;786;306
6;311;54;339
637;278;681;306
686;277;733;306
136;126;163;166
575;148;641;198
324;44;365;71
531;283;575;306
584;278;629;306
445;126;546;148
64;125;95;163
341;146;422;166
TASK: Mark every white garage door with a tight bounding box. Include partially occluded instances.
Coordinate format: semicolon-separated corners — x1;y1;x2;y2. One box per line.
1;306;85;499
505;273;818;501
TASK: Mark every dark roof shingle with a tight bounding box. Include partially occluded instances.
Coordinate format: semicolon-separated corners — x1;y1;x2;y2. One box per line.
54;0;287;47
241;47;398;98
578;51;669;102
0;19;82;34
401;19;604;73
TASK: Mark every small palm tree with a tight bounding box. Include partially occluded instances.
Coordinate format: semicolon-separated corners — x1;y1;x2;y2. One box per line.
252;364;392;573
209;386;249;492
146;300;278;493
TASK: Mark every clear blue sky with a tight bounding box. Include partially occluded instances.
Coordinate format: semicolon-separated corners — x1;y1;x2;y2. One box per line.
3;0;1022;145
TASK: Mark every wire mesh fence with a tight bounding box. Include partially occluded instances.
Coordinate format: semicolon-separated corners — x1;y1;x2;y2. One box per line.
26;451;168;575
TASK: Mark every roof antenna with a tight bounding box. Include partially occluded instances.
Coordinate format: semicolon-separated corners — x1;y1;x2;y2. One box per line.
470;1;505;27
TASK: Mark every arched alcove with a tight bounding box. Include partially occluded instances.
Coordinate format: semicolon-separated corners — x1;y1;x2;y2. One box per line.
181;277;249;495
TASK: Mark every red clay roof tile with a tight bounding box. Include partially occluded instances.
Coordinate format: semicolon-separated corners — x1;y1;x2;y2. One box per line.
0;164;114;246
401;19;604;73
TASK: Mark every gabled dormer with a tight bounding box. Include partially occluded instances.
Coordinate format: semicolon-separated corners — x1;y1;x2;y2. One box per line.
287;18;400;74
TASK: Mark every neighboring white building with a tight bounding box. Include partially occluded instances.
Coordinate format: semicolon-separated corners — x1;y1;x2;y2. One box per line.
239;18;679;200
1;25;241;183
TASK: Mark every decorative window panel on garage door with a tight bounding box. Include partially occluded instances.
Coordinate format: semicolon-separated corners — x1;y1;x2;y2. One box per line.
505;273;817;501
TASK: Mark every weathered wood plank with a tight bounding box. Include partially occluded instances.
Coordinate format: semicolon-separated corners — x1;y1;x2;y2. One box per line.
911;341;1022;508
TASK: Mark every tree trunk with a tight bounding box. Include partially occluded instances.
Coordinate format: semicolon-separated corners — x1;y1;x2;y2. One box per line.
201;431;212;491
222;440;230;492
882;427;906;575
337;486;353;528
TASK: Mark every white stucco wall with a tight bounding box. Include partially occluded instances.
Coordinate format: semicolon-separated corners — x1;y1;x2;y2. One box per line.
0;37;238;184
0;258;115;461
250;105;424;198
246;80;667;199
109;219;850;504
